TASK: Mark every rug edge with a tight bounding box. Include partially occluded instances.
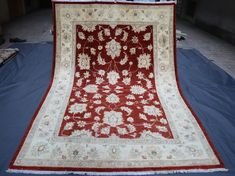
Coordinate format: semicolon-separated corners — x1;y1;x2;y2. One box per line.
7;168;228;175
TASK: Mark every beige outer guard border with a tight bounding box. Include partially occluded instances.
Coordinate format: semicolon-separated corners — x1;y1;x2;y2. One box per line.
8;1;227;175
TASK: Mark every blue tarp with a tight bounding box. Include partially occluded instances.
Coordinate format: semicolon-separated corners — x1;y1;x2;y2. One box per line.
0;43;235;176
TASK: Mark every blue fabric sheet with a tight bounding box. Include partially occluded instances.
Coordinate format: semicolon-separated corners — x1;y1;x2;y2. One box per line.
0;43;235;176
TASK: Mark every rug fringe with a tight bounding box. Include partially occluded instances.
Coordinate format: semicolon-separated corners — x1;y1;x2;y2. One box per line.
7;168;228;175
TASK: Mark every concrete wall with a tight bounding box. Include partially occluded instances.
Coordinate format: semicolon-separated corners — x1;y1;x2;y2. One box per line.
178;0;235;44
195;0;235;38
0;0;10;24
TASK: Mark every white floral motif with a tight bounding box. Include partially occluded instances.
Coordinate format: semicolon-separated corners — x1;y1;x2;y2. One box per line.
106;93;120;104
77;121;86;127
98;70;105;76
77;43;81;49
143;33;151;41
107;71;120;85
122;77;131;85
78;32;85;40
96;77;104;84
143;105;162;116
105;39;121;59
132;24;147;33
101;126;110;134
69;103;87;114
129;48;136;55
117;127;128;135
83;84;98;93
103;111;123;127
122;70;129;76
64;122;74;130
97;53;106;65
120;55;128;65
81;24;96;32
137;53;151;69
130;85;146;95
77;53;90;70
156;126;168;132
70;129;92;137
132;36;139;43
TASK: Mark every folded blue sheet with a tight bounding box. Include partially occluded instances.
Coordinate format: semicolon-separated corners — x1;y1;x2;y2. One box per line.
0;43;234;176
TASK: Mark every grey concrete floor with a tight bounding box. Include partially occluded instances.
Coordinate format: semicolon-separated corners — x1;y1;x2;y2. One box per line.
1;9;235;78
177;19;235;78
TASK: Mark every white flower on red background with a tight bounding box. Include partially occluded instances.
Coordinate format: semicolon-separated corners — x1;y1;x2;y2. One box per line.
129;48;136;55
122;70;129;76
143;33;151;41
127;117;134;123
104;28;111;36
75;72;80;78
90;48;96;55
132;36;139;43
83;71;90;78
137;53;151;69
115;28;122;36
75;91;81;97
130;85;146;95
143;105;162;116
98;45;103;50
105;39;121;59
106;93;120;104
136;72;144;79
77;43;81;49
98;69;105;76
84;113;91;119
101;126;110;135
148;72;154;78
77;53;90;70
123;46;127;50
83;84;98;93
69;103;87;114
126;101;134;105
64;122;75;130
94;100;101;104
160;118;167;124
107;71;120;85
96;77;104;84
78;32;85;40
127;124;136;133
63;115;70;120
93;93;102;99
123;77;131;85
156;126;168;132
126;94;135;100
117;127;128;135
147;44;153;51
103;111;123;127
77;121;86;127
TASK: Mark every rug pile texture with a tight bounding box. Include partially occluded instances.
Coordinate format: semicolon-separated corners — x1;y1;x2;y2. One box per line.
8;1;225;175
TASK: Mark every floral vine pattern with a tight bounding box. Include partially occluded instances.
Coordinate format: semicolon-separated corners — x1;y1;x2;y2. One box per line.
59;24;173;139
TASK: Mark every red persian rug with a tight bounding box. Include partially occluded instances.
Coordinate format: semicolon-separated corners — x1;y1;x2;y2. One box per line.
8;1;226;175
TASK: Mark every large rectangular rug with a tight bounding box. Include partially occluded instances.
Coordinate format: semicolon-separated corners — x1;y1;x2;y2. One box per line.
8;1;226;175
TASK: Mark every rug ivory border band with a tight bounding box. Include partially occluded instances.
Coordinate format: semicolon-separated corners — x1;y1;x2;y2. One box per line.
8;1;226;175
